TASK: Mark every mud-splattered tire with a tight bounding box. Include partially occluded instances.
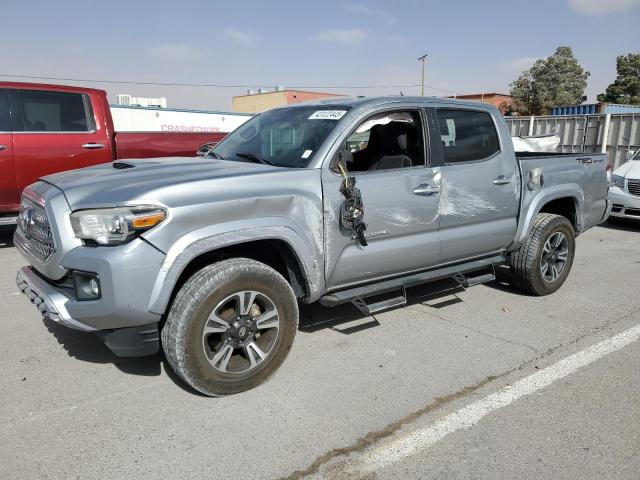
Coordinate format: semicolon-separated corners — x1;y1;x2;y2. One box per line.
161;258;298;396
509;213;575;296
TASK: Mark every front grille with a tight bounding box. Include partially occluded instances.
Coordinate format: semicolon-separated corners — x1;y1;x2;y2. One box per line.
628;180;640;196
14;196;55;262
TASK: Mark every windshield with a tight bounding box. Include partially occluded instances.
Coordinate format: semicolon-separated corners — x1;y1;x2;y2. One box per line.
212;106;350;168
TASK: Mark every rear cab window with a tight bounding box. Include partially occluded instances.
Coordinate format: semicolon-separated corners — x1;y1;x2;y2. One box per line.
15;90;95;132
436;109;500;163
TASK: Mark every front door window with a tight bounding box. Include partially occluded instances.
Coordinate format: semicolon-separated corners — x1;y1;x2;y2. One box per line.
345;111;425;172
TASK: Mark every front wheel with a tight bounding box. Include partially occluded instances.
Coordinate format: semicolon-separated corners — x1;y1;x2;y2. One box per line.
161;258;298;396
510;213;576;296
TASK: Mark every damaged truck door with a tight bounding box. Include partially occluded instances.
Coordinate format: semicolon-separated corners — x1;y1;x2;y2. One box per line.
322;108;442;288
433;108;519;263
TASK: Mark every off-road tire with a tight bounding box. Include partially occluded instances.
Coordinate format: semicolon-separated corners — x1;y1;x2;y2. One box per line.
509;213;575;296
161;258;298;396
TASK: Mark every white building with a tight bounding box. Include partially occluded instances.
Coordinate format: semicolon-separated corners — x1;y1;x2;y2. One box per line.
110;105;251;133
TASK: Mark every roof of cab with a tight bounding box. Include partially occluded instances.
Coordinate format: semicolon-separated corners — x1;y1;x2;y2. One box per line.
277;95;498;111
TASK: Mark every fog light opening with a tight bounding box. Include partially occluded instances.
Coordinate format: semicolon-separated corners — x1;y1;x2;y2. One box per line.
73;271;101;301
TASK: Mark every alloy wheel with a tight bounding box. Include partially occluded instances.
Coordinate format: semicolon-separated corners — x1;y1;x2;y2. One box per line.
202;290;280;374
540;231;569;282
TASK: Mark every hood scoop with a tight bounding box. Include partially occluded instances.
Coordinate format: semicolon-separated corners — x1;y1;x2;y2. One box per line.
113;161;135;170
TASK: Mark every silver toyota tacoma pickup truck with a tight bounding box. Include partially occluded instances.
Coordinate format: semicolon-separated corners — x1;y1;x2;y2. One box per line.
15;97;611;396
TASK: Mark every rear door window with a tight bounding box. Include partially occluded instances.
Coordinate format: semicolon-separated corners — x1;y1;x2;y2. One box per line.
436;109;500;163
0;89;10;132
17;90;94;132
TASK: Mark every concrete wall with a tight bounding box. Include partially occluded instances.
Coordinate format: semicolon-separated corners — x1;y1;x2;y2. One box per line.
285;91;341;105
232;91;288;114
232;90;342;114
449;94;514;113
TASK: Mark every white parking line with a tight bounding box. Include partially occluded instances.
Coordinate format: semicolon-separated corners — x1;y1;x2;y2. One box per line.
359;323;640;473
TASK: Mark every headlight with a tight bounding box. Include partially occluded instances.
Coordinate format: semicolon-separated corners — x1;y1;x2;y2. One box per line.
70;206;166;246
610;174;625;189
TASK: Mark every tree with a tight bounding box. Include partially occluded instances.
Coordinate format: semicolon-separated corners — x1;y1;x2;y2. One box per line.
499;101;516;116
597;54;640;105
509;46;590;115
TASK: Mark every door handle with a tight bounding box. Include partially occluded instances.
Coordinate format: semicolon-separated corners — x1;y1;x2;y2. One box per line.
0;145;7;151
493;175;512;185
82;143;105;149
412;183;440;196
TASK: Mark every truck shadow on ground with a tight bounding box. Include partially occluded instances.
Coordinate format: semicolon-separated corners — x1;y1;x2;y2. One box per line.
42;317;207;394
0;226;15;249
298;278;469;334
43;317;164;376
481;266;529;296
41;279;475;394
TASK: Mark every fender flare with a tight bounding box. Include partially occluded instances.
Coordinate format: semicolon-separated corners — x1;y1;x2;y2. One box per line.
146;218;324;314
511;184;584;249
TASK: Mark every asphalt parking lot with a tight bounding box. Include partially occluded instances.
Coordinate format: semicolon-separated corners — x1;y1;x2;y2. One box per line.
1;222;639;479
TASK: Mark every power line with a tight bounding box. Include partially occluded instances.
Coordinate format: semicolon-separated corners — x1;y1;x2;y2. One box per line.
0;73;457;94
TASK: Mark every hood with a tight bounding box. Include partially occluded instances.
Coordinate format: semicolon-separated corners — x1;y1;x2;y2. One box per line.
41;157;280;208
613;159;640;179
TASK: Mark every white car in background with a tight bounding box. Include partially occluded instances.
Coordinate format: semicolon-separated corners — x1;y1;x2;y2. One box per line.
609;150;640;221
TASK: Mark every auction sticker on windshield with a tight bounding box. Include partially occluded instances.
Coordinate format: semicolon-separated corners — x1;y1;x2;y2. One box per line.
309;110;347;120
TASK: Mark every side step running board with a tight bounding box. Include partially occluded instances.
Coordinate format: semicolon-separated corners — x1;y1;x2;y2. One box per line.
320;255;504;309
465;273;496;287
352;286;408;315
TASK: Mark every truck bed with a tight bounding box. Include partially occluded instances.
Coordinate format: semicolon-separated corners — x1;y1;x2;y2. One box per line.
515;151;609;244
515;151;601;159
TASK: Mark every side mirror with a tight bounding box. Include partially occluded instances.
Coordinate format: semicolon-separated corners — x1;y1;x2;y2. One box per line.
332;149;368;246
197;142;219;157
626;150;636;161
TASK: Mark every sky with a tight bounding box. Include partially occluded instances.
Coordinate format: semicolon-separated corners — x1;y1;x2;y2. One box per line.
1;0;639;111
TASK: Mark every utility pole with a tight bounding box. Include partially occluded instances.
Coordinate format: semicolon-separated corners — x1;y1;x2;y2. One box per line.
418;53;428;96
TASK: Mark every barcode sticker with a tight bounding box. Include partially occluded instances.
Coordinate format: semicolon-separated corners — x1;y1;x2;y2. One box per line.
308;110;347;120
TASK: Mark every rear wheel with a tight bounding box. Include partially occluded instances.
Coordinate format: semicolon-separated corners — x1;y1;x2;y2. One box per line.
161;258;298;396
510;213;575;296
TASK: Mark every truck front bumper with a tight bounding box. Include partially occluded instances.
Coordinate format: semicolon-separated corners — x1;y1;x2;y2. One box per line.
17;266;160;357
609;186;640;220
16;237;166;357
17;266;88;330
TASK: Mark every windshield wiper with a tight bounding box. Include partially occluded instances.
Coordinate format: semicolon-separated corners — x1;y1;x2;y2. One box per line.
235;152;275;166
